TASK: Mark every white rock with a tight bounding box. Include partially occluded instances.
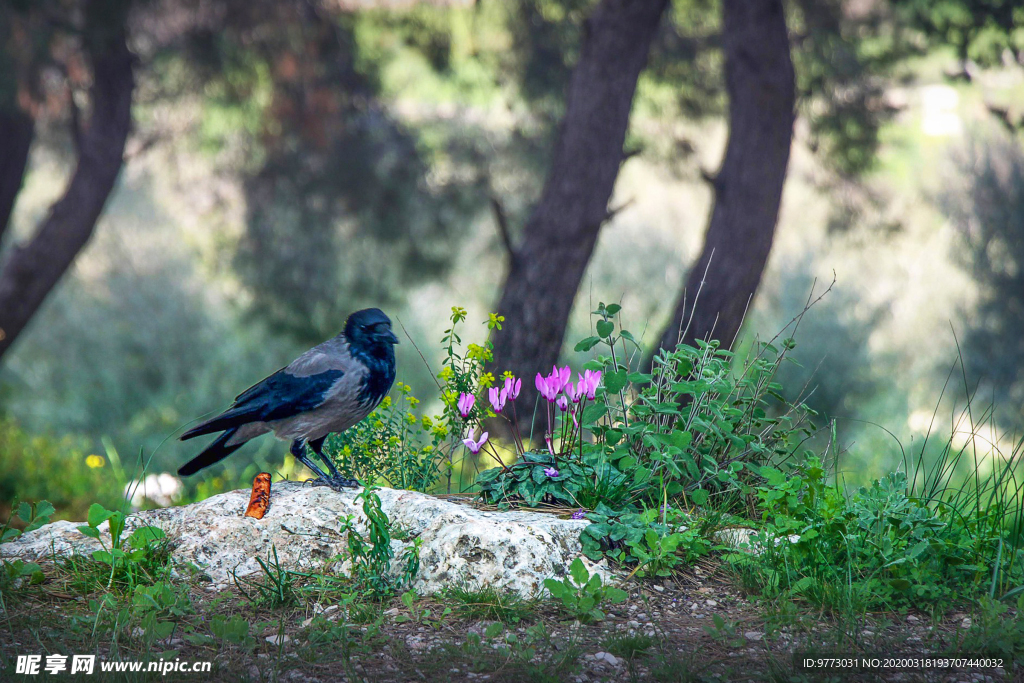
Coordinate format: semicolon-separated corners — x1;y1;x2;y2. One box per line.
961;618;972;629
266;635;290;645
594;652;619;666
744;632;763;641
0;482;614;597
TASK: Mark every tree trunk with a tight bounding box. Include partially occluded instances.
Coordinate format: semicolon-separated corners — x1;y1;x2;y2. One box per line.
0;109;34;246
0;15;134;360
656;0;795;355
488;0;669;424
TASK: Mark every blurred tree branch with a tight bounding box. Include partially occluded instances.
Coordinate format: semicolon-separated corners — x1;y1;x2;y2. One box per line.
0;2;134;360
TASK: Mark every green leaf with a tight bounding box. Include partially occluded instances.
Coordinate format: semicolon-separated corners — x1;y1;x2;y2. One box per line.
596;321;615;339
86;503;113;529
604;370;628;393
569;558;589;586
689;489;710;506
605;586;628;604
605;304;621;315
484;622;504;638
574;336;602;352
77;525;101;540
581;403;607;425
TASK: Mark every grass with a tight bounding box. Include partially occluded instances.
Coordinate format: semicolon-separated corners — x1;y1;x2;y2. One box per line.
442;583;541;624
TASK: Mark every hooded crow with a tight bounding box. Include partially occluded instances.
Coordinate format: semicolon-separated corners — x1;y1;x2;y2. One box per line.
178;308;398;489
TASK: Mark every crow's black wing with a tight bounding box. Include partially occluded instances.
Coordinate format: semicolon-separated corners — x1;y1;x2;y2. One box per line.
180;368;344;440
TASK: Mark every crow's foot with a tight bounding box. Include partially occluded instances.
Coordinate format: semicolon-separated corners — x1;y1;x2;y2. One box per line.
305;475;361;491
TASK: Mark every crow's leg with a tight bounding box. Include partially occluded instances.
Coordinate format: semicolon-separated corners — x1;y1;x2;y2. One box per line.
291;439;330;481
308;436;360;490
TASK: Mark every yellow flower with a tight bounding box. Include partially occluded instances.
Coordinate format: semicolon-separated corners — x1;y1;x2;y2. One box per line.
502;370;515;380
451;306;467;322
467;343;493;362
85;454;105;469
479;372;495;388
407;396;420;407
487;313;505;330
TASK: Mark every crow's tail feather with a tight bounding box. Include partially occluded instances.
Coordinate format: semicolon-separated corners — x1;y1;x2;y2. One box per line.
180;404;262;441
178;428;246;476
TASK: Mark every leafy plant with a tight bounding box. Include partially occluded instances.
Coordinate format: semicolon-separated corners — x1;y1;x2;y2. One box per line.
76;503;170;588
580;504;711;577
395;589;452;627
0;499;53;592
341;485;420;598
702;614;746;648
208;614;256;649
326;382;444;492
543;557;627;623
1;499;55;543
132;580;193;641
234;546;300;608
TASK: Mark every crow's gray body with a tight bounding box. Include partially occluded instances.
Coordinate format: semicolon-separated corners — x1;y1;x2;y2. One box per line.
224;337;378;446
178;308;398;487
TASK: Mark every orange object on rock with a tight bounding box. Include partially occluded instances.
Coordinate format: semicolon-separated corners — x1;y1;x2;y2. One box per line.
244;472;272;519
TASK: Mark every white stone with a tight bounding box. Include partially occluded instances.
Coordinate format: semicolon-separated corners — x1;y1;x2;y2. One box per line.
265;635;290;645
0;482;614;597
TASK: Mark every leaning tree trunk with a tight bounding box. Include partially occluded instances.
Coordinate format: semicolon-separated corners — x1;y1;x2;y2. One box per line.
0;10;134;360
0;108;34;245
488;0;669;422
656;0;795;356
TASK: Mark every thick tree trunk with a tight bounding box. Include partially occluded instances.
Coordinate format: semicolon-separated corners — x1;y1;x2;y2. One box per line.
0;109;34;246
0;17;134;360
656;0;795;355
488;0;669;422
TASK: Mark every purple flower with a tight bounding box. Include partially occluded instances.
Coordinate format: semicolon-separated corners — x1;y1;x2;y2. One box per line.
571;508;587;520
503;376;522;400
457;392;475;418
488;386;507;413
582;369;602;400
463;432;489;454
543;466;560;478
556;396;569;412
552;365;572;391
535;373;560;402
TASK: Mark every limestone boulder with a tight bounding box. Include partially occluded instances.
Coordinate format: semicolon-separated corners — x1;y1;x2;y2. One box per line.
0;483;611;597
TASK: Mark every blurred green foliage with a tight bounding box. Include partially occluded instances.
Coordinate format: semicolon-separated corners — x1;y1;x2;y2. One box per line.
0;419;122;522
943;131;1024;429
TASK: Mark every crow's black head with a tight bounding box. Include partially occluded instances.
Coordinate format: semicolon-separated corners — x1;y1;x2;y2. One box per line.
345;308;400;354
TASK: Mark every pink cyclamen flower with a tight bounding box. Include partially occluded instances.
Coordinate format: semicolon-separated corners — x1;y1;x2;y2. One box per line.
552;365;572;391
463;432;489;454
503;376;522;400
556;396;569;413
543;467;560;478
535;373;560;402
582;369;602;400
569;376;585;403
457;392;475;418
488;386;508;413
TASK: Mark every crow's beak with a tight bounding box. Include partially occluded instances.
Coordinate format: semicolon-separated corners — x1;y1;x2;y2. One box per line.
385;330;400;344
